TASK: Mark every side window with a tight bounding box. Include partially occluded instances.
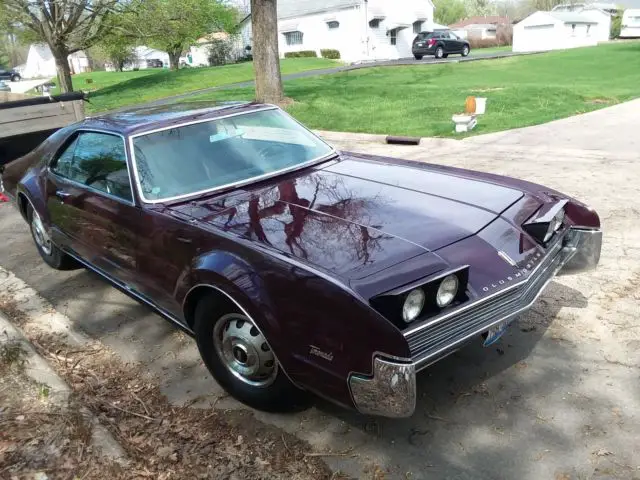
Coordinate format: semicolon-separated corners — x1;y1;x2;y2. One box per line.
51;136;81;181
51;132;132;202
75;132;132;202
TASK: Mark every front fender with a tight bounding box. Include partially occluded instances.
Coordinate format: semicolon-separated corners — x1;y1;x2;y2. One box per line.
175;247;411;409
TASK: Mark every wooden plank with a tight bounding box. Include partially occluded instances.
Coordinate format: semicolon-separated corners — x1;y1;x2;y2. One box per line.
0;101;77;125
71;98;85;121
0;91;31;103
0;112;78;138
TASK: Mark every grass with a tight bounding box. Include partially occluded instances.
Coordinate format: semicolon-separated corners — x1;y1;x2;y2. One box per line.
61;58;340;113
188;42;640;137
471;45;512;55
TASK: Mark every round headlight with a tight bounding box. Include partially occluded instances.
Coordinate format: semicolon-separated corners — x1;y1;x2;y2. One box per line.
436;275;459;308
402;288;425;323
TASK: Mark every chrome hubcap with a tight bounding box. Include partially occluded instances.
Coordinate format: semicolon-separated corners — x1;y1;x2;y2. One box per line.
31;211;52;255
213;313;277;387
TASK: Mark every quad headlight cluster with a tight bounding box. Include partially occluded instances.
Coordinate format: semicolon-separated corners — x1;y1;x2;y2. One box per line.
401;274;461;323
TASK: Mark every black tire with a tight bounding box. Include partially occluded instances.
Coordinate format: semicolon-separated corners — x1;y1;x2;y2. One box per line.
11;74;20;82
27;205;77;270
194;293;307;412
435;46;444;59
414;54;423;60
443;53;449;58
462;45;470;57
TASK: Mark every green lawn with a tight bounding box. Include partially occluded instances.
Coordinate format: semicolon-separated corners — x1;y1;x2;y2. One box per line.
61;58;340;113
188;42;640;137
471;45;512;55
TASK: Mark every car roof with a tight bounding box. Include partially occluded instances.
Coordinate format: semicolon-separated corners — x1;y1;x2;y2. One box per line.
80;101;274;136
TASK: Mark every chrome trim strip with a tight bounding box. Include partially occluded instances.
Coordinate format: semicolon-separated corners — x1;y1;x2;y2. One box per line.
127;106;338;204
64;249;193;335
403;237;565;338
181;283;303;390
47;128;137;207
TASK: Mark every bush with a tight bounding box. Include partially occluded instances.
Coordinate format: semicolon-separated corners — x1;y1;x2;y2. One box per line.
467;37;501;49
207;39;233;66
320;49;341;59
284;50;317;58
611;14;622;39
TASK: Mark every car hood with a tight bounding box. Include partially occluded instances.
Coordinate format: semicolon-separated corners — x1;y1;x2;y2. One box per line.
168;153;526;287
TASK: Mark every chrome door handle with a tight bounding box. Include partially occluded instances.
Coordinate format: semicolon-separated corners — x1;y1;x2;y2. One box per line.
55;190;71;201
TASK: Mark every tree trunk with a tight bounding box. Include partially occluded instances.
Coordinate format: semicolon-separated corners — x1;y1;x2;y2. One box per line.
52;46;73;93
168;50;181;71
251;0;283;104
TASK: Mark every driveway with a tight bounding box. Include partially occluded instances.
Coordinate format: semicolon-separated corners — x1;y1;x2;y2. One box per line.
8;78;51;94
1;102;639;479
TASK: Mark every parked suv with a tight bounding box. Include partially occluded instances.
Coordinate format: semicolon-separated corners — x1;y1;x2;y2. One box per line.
412;30;470;60
0;66;21;82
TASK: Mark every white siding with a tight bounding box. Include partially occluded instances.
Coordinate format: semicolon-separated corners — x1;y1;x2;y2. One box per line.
513;11;599;52
621;9;640;38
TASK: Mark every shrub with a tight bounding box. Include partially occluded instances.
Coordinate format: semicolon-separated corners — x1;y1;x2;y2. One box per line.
611;14;622;39
207;39;233;66
320;49;341;59
467;37;501;49
284;50;317;58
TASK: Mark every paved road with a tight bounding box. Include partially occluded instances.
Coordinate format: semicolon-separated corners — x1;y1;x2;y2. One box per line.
1;101;639;479
142;50;539;109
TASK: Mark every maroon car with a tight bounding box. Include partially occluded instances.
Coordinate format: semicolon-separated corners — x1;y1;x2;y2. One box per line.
0;102;602;417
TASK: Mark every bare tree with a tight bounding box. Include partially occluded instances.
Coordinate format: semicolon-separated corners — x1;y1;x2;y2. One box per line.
250;0;283;103
1;0;120;92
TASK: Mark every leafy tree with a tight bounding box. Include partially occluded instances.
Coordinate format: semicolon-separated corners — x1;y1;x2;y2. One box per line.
434;0;468;25
0;36;9;66
130;0;238;70
0;0;121;92
251;0;282;103
95;33;137;72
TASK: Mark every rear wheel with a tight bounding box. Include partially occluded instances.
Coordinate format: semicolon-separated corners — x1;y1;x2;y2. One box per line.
462;45;470;57
194;293;307;412
413;54;423;60
11;74;20;82
28;205;77;270
435;46;444;59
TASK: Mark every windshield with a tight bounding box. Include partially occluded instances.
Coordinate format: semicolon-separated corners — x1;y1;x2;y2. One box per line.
131;108;334;202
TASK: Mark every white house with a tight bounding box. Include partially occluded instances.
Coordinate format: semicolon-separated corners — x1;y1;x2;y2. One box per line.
239;0;437;62
621;9;640;37
513;11;603;52
449;16;511;40
22;44;90;79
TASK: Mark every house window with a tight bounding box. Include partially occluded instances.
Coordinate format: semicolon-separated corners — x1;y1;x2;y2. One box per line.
327;21;340;29
369;19;381;28
389;28;398;45
284;31;303;46
413;21;423;34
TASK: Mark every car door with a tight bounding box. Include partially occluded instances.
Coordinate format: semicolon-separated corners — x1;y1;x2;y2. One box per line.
46;130;143;288
447;32;463;53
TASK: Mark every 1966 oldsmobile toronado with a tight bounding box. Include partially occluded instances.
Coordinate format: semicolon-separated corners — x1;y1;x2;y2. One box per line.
0;102;602;417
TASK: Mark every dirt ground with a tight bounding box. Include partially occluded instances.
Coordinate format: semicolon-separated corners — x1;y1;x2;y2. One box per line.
1;102;640;479
0;300;333;480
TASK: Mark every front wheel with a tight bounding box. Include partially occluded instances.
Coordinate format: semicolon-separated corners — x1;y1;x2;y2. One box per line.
10;74;20;82
435;46;444;59
462;45;470;57
413;54;423;60
28;205;77;270
194;293;307;412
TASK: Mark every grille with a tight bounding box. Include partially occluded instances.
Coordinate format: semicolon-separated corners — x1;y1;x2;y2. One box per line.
406;242;569;369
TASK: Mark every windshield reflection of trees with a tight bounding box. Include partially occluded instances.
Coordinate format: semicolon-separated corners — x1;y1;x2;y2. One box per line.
220;174;393;268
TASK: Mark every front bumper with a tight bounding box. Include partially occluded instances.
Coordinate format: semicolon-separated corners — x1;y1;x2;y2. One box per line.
348;227;602;418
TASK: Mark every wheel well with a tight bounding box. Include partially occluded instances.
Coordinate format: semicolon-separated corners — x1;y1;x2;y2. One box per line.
17;193;30;221
182;285;237;329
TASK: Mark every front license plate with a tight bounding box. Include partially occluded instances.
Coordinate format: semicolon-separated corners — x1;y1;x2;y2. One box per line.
483;321;510;347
